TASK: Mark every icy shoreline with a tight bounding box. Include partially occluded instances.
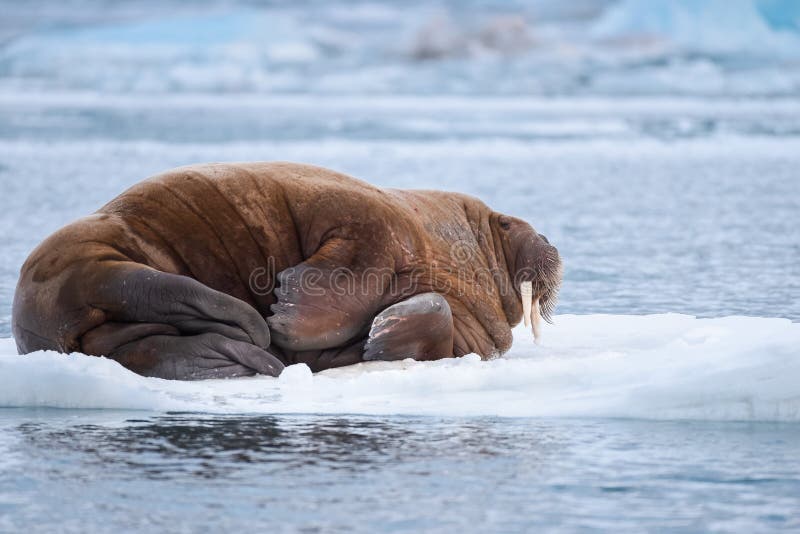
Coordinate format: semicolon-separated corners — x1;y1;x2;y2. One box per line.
1;313;798;421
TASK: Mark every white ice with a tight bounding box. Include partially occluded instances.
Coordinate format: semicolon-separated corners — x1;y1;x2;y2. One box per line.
593;0;800;57
1;314;798;421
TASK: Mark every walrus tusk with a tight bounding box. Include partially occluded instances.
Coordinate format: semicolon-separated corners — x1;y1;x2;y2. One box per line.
520;282;542;344
532;296;542;344
520;281;532;328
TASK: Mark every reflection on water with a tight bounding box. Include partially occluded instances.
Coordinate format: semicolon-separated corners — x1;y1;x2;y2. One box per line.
16;414;559;480
2;412;799;532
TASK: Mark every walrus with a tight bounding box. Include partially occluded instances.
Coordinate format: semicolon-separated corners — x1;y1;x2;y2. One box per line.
12;162;561;379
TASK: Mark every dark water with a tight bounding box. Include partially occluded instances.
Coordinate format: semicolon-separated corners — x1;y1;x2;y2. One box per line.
2;411;799;532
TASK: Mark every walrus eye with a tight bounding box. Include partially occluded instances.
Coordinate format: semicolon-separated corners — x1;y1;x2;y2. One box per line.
498;216;511;230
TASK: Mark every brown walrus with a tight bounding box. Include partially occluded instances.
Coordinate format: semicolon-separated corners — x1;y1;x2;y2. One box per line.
12;162;561;379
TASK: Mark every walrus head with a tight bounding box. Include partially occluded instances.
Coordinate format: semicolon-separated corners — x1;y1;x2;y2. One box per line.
493;214;562;344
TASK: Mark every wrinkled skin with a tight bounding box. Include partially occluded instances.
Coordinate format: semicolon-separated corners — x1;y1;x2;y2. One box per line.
13;162;561;379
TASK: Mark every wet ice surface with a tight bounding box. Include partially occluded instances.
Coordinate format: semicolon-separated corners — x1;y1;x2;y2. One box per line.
1;0;800;531
3;315;800;421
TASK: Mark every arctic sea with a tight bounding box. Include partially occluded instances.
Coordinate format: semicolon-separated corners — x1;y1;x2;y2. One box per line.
1;0;799;531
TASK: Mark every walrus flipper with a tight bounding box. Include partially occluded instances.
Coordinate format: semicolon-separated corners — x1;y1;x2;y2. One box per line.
89;264;271;349
79;263;283;378
363;293;454;362
268;237;395;352
100;331;283;380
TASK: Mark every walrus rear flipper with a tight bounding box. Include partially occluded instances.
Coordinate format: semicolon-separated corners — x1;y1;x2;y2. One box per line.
78;263;283;378
82;263;270;347
14;255;282;378
93;330;283;380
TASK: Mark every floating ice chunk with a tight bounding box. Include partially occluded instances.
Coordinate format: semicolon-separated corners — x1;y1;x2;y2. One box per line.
278;363;314;386
0;314;798;421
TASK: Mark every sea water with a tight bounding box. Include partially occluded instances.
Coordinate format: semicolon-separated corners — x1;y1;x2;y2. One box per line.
1;0;799;531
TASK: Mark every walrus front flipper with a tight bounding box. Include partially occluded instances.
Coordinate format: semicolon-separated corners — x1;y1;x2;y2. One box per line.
268;237;395;352
99;331;284;380
363;293;454;362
